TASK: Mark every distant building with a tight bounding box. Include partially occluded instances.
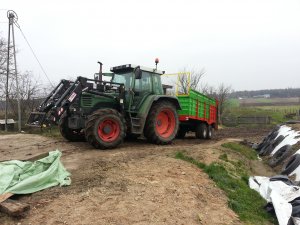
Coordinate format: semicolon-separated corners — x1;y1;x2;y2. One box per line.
253;94;270;98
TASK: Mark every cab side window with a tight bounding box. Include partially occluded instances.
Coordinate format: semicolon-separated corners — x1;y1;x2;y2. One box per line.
152;74;163;94
134;72;152;92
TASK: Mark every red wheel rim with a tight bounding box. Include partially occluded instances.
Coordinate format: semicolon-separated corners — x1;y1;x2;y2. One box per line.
97;119;120;142
155;109;176;138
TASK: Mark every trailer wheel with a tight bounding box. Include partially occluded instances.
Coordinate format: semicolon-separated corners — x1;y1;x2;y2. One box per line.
59;115;85;142
206;125;214;139
195;123;207;139
144;101;179;144
85;109;126;149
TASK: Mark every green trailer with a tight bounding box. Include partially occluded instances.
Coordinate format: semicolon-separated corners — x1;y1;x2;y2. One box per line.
177;89;218;139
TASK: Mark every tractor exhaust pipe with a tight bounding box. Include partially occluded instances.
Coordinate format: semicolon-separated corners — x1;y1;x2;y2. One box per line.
97;61;103;82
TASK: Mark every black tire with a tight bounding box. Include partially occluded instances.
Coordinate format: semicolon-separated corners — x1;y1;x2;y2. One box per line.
59;115;85;142
268;131;279;142
281;154;300;175
206;125;214;139
176;128;186;139
258;143;273;156
85;109;126;149
195;123;208;139
259;135;286;156
272;135;285;149
268;145;292;168
256;140;268;152
144;101;179;145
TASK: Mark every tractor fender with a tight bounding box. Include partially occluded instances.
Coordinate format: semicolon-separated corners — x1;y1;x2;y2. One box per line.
153;96;181;110
137;95;181;133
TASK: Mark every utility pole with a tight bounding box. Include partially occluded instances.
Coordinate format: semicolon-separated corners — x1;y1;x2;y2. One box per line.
5;10;21;132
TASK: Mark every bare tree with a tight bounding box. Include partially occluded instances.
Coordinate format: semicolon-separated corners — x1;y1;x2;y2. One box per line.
0;35;44;123
202;83;232;125
8;71;43;118
0;36;14;101
177;67;205;94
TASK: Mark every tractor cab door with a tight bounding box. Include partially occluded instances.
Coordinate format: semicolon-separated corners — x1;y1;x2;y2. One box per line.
131;71;152;111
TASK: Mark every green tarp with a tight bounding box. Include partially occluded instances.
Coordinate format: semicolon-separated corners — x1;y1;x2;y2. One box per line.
0;150;71;195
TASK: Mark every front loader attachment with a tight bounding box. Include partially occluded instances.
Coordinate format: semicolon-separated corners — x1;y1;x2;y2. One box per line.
26;79;73;127
26;112;48;127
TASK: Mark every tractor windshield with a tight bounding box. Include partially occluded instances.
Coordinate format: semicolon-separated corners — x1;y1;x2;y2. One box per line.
112;72;133;90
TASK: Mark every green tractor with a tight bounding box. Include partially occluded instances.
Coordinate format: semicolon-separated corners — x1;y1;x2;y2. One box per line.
27;62;181;149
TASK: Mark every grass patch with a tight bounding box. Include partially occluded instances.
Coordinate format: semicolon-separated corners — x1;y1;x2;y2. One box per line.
175;152;275;225
219;153;229;162
175;152;205;169
0;131;18;135
221;142;257;160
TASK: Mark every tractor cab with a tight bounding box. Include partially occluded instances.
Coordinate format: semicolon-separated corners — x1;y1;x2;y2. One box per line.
110;64;164;94
110;64;165;111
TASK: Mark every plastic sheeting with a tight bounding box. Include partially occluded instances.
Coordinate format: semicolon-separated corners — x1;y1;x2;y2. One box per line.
0;150;71;197
249;176;300;225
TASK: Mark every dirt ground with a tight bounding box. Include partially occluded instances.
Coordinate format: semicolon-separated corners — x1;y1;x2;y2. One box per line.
0;127;272;225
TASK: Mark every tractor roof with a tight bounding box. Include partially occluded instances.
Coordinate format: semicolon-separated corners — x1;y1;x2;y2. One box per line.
110;64;164;75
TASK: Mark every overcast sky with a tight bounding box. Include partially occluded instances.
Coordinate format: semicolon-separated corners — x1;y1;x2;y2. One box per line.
0;0;299;91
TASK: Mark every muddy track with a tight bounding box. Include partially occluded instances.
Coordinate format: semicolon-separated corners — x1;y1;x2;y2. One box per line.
0;128;270;225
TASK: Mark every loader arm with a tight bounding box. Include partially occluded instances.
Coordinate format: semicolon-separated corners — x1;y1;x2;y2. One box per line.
27;77;88;127
27;76;125;127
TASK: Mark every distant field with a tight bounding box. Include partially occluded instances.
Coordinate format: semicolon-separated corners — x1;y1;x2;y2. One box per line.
239;97;299;107
225;97;300;126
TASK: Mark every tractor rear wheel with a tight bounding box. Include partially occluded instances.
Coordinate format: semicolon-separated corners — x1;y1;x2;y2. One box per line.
85;109;126;149
195;123;208;139
144;101;179;144
59;115;85;142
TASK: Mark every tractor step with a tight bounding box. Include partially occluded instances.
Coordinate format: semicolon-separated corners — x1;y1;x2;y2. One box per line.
130;117;142;134
26;112;47;127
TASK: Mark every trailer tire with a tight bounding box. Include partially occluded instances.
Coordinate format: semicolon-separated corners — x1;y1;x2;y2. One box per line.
206;125;214;139
268;145;292;168
59;115;85;142
85;109;126;149
195;123;207;139
281;154;300;175
144;101;179;145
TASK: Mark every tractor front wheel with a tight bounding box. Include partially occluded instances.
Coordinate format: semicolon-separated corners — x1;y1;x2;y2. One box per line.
85;109;126;149
59;115;85;142
144;101;179;144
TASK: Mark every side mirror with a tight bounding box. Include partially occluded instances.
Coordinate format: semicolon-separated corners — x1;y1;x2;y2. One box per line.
134;67;142;79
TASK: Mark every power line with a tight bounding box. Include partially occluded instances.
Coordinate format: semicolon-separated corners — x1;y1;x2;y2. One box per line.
14;22;54;87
